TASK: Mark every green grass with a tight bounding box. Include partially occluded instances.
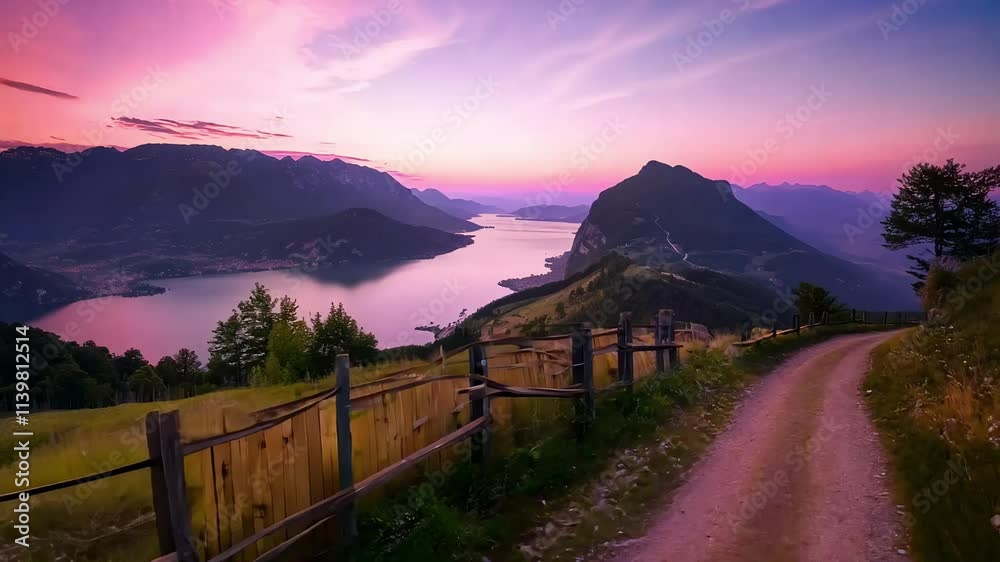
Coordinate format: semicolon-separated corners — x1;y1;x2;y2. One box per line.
0;356;453;562
863;260;1000;561
350;322;900;562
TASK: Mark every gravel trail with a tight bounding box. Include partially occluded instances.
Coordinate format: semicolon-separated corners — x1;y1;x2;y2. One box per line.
610;331;909;562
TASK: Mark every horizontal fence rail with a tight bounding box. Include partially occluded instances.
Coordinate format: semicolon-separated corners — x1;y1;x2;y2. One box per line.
1;306;923;561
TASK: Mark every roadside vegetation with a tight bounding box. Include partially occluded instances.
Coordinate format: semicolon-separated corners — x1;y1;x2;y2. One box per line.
352;322;899;562
864;254;1000;561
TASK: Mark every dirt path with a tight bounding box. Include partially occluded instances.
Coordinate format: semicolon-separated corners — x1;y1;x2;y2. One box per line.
609;331;909;562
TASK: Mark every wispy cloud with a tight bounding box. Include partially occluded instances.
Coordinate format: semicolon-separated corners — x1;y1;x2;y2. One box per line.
0;78;77;99
528;15;691;108
639;16;873;92
568;89;635;111
112;117;293;140
307;12;462;94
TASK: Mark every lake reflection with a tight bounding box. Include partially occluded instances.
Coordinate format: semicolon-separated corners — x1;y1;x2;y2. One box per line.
30;215;578;361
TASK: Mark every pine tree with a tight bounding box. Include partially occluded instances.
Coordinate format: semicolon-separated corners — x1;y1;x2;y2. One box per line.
209;311;247;385
792;282;843;320
237;283;277;371
883;159;1000;289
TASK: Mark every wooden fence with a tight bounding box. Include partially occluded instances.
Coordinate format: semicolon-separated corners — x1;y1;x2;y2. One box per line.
732;308;925;347
1;310;684;562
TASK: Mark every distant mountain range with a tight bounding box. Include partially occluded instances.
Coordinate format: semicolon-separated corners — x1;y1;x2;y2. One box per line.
0;144;478;242
507;204;589;223
731;182;910;270
410;187;503;219
566;161;917;309
0;251;90;321
0;144;480;309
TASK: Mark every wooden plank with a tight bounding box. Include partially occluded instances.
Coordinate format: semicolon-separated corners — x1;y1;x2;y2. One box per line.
398;383;417;463
335;354;358;543
263;423;287;547
229;438;254;562
304;406;325;506
245;430;270;556
159;411;198;562
200;447;220;557
144;411;175;556
286;415;311;538
212;440;234;552
318;402;339;497
373;395;390;472
469;343;489;464
383;391;403;470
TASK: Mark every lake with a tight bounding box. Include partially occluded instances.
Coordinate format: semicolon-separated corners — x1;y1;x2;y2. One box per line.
30;215;579;361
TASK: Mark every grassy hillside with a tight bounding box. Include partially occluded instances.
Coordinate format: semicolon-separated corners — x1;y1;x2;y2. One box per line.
864;253;1000;561
480;254;789;337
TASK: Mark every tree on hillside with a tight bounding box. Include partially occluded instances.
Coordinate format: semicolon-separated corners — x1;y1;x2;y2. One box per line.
252;307;312;385
173;348;204;384
114;348;148;381
308;302;378;372
793;282;844;321
155;355;180;392
237;283;277;371
209;312;249;385
129;365;165;402
882;159;1000;289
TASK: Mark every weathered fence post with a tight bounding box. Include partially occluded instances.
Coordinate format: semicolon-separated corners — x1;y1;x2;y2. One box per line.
883;311;889;325
157;410;197;562
656;308;677;372
617;312;634;384
145;411;175;557
572;325;595;437
808;312;815;325
793;313;801;335
665;312;679;369
469;343;490;465
851;309;857;322
771;324;777;338
335;354;358;545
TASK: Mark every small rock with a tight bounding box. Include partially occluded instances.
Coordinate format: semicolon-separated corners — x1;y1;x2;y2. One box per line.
897;549;907;555
991;514;1000;531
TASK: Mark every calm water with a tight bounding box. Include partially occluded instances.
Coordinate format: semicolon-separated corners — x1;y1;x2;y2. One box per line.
31;215;578;361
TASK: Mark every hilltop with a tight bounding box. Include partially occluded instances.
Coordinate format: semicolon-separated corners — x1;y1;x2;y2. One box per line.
566;161;917;310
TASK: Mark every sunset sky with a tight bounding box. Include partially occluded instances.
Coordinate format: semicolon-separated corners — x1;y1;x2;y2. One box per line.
2;0;997;194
